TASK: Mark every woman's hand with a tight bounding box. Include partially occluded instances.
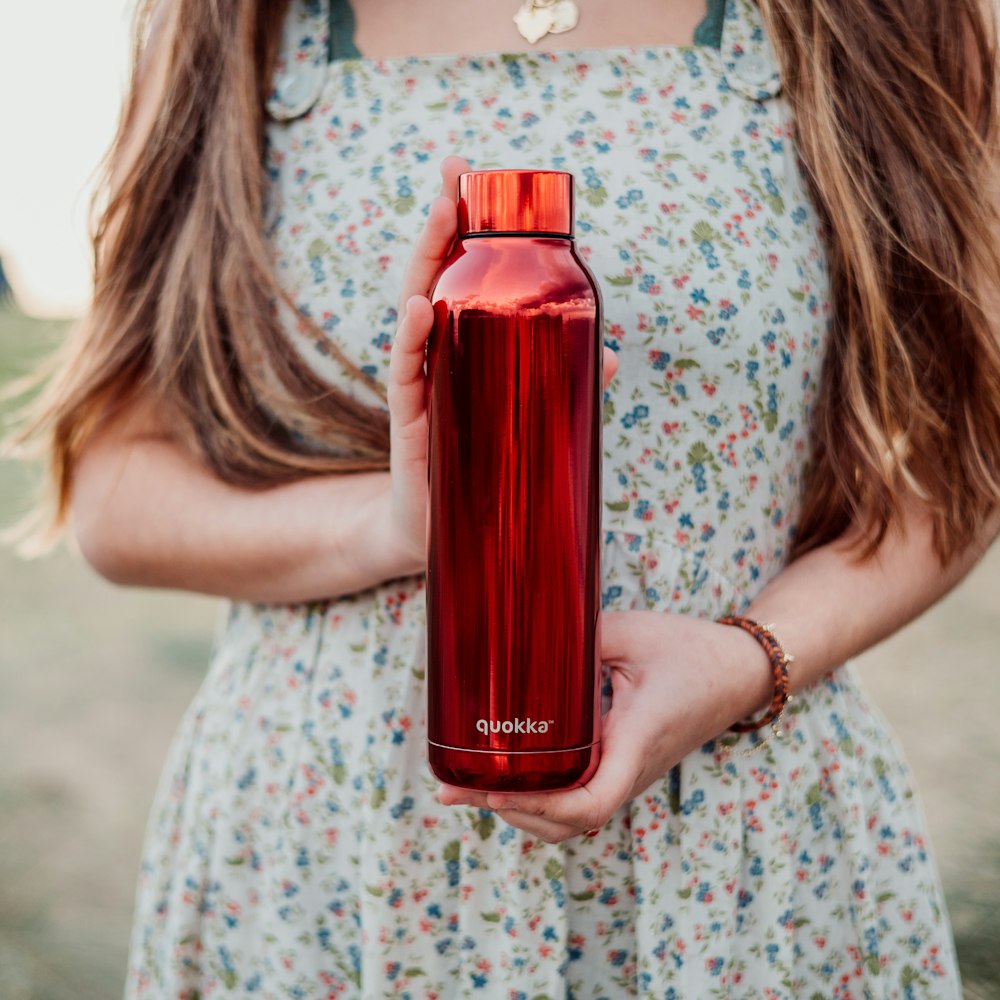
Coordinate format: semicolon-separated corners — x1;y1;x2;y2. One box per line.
438;610;772;843
384;155;621;573
383;155;470;572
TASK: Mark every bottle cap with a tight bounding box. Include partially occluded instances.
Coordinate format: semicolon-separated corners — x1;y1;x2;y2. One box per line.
457;170;574;237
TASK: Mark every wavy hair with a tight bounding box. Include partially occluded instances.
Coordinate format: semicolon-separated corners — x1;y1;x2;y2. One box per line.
9;0;1000;562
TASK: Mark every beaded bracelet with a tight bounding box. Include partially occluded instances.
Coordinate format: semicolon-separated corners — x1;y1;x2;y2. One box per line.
716;615;794;756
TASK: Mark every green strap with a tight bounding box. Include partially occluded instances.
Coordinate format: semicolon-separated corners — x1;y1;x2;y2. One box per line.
327;0;361;62
693;0;727;50
327;0;727;63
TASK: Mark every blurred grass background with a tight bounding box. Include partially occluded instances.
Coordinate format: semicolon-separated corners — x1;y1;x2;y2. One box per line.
0;306;997;999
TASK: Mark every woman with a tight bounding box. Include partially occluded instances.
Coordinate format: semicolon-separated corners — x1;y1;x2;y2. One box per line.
15;0;1000;995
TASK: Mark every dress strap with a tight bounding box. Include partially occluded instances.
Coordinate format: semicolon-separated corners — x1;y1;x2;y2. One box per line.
266;0;783;122
267;0;334;121
267;0;361;121
718;0;783;101
327;0;361;62
693;0;727;51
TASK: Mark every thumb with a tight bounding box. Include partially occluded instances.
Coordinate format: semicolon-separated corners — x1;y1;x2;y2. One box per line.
599;610;636;665
602;346;619;390
397;155;472;308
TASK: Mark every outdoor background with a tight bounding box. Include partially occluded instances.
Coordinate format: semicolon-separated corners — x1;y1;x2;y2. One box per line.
0;1;998;998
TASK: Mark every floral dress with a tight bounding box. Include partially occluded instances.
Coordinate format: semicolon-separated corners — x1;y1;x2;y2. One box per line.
124;0;962;996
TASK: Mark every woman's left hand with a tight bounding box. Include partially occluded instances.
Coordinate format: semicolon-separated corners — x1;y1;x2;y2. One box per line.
437;610;772;843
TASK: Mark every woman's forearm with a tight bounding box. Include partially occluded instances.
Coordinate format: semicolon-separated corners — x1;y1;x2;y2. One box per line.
742;500;1000;697
449;502;999;839
72;433;416;603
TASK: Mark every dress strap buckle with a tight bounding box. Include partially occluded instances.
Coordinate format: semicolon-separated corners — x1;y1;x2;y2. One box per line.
719;0;783;101
267;0;334;122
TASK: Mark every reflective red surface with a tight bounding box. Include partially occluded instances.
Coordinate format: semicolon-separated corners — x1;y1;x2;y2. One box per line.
458;170;575;237
426;226;603;792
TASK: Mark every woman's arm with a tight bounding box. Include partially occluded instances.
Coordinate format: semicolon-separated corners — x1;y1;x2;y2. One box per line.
70;156;476;604
71;406;411;602
741;497;999;690
440;499;1000;842
71;154;618;604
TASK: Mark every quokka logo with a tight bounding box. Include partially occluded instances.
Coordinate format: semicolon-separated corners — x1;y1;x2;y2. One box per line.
476;718;553;735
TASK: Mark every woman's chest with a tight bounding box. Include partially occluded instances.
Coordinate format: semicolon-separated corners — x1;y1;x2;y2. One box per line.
263;49;830;413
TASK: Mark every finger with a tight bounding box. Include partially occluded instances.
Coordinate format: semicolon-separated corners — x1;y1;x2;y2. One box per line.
387;295;435;426
436;784;491;809
602;346;619;390
397;196;458;309
599;609;645;664
485;732;641;832
494;808;586;845
397;156;471;307
439;154;471;197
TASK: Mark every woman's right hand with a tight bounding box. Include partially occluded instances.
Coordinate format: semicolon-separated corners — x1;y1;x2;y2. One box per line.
384;156;621;575
384;155;471;574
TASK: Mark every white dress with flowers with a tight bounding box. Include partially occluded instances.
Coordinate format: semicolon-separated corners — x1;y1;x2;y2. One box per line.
124;0;961;996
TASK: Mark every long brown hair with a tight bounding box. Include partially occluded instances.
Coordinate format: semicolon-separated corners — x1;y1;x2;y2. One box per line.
758;0;1000;559
9;0;388;548
10;0;1000;562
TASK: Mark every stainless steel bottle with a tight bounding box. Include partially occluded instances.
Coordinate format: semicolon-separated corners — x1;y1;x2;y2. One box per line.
425;169;603;792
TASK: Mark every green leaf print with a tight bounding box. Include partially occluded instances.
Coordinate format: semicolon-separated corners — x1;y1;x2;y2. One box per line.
598;88;625;98
225;855;246;866
864;954;881;977
366;884;385;897
424;101;448;111
570;890;595;901
404;967;426;978
766;195;786;217
605;274;634;287
544;858;564;880
691;220;720;243
687;442;712;466
443;839;461;863
307;237;332;259
580;186;608;208
371;785;387;810
472;809;496;840
677;886;692;900
675;358;701;370
481;911;501;922
788;289;806;302
606;499;630;512
805;783;822;806
762;410;779;433
392;195;416;215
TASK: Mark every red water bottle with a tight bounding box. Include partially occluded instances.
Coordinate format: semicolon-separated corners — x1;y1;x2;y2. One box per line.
425;169;603;792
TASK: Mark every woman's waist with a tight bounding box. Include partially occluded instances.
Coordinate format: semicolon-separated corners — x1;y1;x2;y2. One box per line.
215;523;790;652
